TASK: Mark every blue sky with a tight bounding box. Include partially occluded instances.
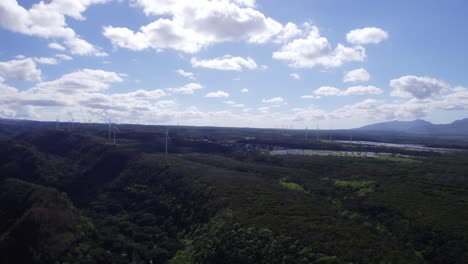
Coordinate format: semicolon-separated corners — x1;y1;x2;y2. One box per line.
1;0;467;128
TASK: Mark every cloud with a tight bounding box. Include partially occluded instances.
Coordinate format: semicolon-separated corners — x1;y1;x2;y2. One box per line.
30;69;122;94
48;42;65;51
64;37;108;56
343;68;370;83
56;54;73;61
104;0;293;53
300;95;320;99
33;57;58;65
0;0;108;56
176;69;195;79
275;22;302;43
390;75;448;99
262;97;284;103
291;108;326;121
290;73;300;80
167;83;203;94
191;55;257;71
272;26;366;68
314;85;383;96
0;58;41;82
240;88;249;93
331;98;433;121
205;90;230;98
224;100;245;107
346;27;389;45
437;86;468;110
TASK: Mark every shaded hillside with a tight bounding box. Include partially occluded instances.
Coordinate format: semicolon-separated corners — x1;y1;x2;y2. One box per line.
0;120;467;263
358;118;468;136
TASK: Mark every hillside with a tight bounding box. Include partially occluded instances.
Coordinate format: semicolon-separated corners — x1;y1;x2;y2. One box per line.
358;118;468;136
0;120;467;263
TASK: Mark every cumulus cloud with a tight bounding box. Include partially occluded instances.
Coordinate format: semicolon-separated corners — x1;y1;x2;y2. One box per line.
275;22;302;43
0;0;108;56
331;98;433;121
224;100;245;107
56;54;73;61
240;88;249;93
273;26;366;68
205;90;230;98
346;27;389;45
167;83;203;94
64;37;108;56
48;42;65;51
176;69;195;79
33;57;58;65
314;85;383;96
30;69;122;94
300;95;320;99
437;86;468;110
262;97;284;103
191;55;257;71
343;68;370;83
104;0;295;53
390;75;448;99
290;73;300;80
0;58;41;82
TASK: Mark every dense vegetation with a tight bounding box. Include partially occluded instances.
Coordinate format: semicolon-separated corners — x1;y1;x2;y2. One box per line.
0;120;467;263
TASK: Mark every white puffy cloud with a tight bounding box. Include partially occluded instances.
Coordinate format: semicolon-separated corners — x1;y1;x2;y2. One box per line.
0;58;41;82
330;98;433;121
343;68;370;83
437;86;468;110
346;27;389;45
275;22;302;43
30;69;122;94
64;38;108;56
300;95;320;99
176;69;195;79
104;0;294;53
205;90;230;98
291;108;326;122
48;42;65;51
224;100;245;107
390;75;448;99
33;57;58;65
273;26;366;68
344;86;383;96
262;97;284;103
191;55;257;71
240;88;249;93
290;73;300;80
167;83;203;94
314;85;383;96
0;0;108;56
313;86;341;96
56;54;73;61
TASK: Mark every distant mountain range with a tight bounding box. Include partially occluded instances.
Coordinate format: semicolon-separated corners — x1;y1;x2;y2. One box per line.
358;118;468;136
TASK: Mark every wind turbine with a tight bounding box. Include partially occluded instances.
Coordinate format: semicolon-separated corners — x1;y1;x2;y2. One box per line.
305;127;308;140
165;128;171;155
113;126;120;144
316;124;319;141
108;120;112;143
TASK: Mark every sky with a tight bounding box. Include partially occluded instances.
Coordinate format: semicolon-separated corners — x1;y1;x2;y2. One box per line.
1;0;468;129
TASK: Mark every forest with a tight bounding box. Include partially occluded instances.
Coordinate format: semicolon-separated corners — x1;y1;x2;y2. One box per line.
0;119;467;263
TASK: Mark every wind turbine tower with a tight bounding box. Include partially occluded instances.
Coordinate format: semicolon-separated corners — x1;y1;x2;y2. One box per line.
108;121;112;143
165;128;170;155
113;126;120;144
